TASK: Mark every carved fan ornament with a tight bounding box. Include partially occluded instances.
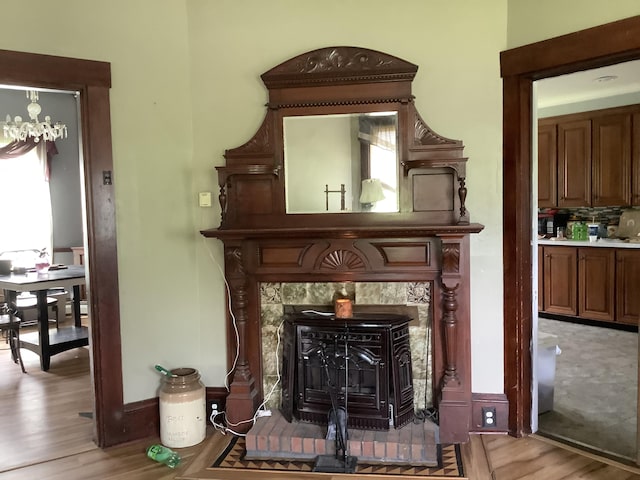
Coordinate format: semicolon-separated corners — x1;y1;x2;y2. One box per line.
319;249;366;271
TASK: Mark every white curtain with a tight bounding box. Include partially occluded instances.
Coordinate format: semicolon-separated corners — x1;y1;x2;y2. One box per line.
0;140;53;264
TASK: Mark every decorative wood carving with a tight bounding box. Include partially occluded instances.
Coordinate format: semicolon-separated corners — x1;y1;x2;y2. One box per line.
442;243;461;274
319;249;366;271
414;112;459;146
262;46;418;89
202;46;483;441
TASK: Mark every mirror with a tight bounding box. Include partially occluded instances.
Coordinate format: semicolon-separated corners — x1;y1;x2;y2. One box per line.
284;112;399;214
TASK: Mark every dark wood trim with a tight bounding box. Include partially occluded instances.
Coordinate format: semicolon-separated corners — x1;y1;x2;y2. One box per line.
470;393;509;433
0;49;111;89
0;49;122;447
123;397;159;440
500;16;640;79
501;16;640;438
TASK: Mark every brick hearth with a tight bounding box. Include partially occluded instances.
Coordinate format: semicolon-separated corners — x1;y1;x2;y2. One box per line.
245;409;438;466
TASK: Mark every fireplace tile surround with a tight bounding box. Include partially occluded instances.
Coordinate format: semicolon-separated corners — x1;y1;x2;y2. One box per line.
260;281;433;416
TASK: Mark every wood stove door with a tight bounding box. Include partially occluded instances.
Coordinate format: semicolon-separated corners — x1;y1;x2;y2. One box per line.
295;324;390;430
390;323;415;428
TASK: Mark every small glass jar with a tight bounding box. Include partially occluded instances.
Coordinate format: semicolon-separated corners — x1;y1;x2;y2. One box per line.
35;249;50;273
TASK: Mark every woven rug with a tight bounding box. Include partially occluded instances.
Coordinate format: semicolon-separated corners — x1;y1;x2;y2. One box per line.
211;436;464;477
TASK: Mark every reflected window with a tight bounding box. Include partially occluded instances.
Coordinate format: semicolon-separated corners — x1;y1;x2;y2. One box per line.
284;112;398;214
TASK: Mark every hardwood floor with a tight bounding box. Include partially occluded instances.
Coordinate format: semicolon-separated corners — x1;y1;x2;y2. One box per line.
0;329;94;473
2;328;640;479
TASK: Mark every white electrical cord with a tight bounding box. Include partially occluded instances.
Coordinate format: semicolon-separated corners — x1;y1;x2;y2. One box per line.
203;240;240;391
301;309;333;316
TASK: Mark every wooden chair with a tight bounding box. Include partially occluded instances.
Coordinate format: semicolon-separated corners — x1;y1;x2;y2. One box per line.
0;310;26;373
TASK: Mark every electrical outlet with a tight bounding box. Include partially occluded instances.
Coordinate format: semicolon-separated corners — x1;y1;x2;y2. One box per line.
208;400;220;417
482;407;496;427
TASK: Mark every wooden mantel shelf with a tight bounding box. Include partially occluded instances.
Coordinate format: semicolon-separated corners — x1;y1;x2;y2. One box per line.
201;223;484;240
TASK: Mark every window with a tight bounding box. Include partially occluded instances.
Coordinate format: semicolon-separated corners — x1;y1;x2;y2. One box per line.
0;140;53;264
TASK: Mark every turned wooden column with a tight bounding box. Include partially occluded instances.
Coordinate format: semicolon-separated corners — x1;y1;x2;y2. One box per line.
223;245;259;432
437;235;471;443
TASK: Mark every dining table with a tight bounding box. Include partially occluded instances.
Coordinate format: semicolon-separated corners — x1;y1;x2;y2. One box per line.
0;265;88;371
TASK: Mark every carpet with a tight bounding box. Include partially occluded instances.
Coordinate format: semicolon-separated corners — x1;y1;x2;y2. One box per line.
211;436;464;477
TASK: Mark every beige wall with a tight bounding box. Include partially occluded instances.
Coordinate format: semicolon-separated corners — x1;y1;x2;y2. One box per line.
0;0;200;402
507;0;640;48
3;0;581;404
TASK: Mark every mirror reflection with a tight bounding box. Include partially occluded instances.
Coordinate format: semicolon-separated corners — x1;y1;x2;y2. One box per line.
284;112;399;213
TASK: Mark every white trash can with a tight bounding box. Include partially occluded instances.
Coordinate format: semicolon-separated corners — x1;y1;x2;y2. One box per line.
538;332;561;414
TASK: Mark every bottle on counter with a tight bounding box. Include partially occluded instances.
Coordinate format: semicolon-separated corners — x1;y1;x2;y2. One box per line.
573;221;587;241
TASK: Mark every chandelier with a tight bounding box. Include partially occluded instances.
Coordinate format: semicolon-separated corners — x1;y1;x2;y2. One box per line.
2;90;67;143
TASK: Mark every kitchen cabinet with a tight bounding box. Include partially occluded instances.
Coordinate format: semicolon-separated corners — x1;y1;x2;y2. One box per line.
557;119;591;207
539;243;639;326
537;245;543;312
633;113;640;206
538;124;557;208
592;113;631;206
538;104;640;208
616;249;640;325
577;247;615;322
542;246;577;316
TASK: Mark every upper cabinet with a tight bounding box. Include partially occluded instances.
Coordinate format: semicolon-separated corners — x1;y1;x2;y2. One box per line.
538;105;640;208
537;123;557;208
592;113;631;206
557;119;591;207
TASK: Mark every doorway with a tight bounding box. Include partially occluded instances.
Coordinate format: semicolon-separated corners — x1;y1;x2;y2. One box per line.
501;15;640;464
0;49;125;447
533;64;640;461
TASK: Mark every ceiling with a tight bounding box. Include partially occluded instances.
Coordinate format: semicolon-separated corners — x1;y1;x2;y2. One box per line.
536;59;640;108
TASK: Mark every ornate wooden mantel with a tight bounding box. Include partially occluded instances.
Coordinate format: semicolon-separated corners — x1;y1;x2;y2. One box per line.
201;47;483;443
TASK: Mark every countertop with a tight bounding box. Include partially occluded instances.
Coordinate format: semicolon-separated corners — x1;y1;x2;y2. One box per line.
537;238;640;249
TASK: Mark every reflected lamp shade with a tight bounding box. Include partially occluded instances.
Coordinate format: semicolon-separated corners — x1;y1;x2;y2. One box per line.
359;178;385;204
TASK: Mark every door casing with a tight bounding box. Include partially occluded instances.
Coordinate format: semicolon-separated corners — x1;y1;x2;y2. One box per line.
0;49;125;447
501;15;640;451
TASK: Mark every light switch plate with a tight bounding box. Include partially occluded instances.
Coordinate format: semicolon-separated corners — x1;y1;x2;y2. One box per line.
199;192;212;207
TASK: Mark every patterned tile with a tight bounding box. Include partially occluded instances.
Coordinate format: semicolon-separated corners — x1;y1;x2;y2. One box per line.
407;282;431;305
260;283;282;304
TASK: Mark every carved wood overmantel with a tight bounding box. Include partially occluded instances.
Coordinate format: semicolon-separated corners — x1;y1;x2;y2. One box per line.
201;46;484;443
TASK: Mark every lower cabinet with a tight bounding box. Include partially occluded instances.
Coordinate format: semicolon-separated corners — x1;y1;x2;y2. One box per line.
616;249;640;325
539;245;638;326
542;246;577;316
578;248;615;322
